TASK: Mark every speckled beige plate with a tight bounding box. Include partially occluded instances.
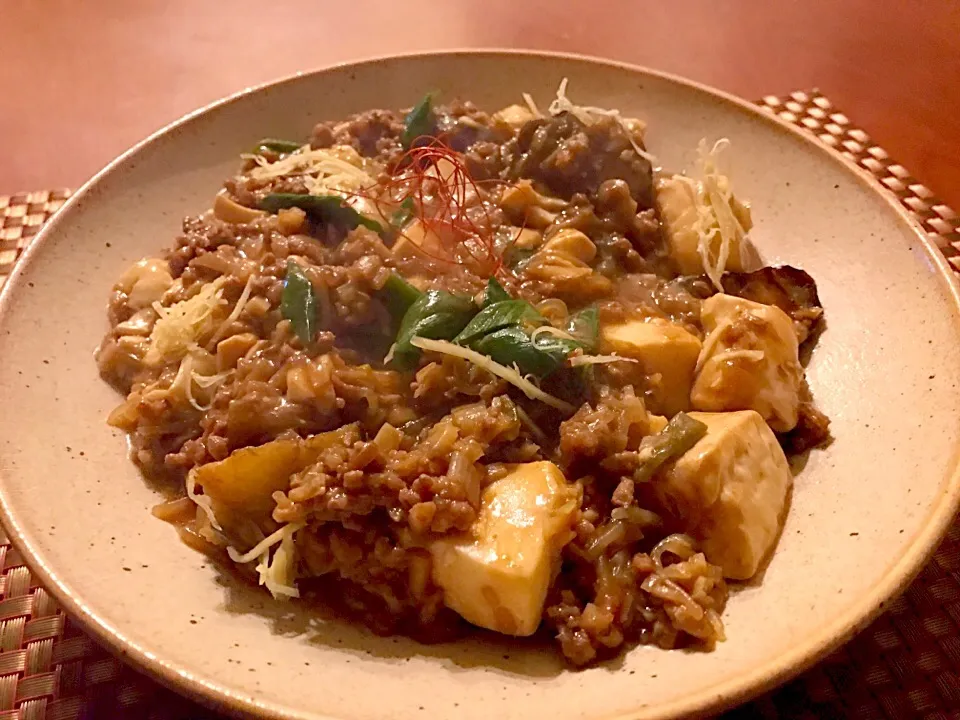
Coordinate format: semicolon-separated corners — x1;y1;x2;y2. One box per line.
0;51;958;720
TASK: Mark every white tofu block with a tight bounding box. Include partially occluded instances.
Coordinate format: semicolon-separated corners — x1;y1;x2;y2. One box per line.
691;293;802;432
656;410;792;580
600;318;702;417
430;462;580;636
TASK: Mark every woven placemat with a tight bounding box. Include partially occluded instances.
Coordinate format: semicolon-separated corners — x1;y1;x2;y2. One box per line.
1;91;959;720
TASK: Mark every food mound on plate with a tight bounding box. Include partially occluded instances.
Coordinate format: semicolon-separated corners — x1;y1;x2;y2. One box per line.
96;81;829;666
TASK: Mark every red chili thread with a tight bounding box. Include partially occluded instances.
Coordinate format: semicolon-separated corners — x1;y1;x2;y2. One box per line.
345;135;516;279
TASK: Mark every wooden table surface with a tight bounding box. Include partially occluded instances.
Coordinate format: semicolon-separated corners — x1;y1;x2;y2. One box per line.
2;0;959;208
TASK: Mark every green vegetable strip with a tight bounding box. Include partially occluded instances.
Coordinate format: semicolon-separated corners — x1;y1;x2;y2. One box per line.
259;193;383;233
481;278;512;308
381;272;423;323
453;300;542;346
472;327;581;378
566;307;600;352
282;260;318;345
632;413;708;483
255;138;302;154
389;197;416;230
505;246;536;271
401;93;437;148
383;274;590;379
390;290;477;370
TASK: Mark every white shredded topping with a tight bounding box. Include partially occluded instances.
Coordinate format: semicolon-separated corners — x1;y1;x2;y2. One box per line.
227;524;295;565
227;523;304;600
695;315;738;374
247;144;377;197
192;369;230;389
718;349;766;363
521;92;542;118
410;337;575;412
546;78;657;165
146;277;226;366
166;352;230;412
530;325;576;342
515;404;549;445
382;342;398;365
254;523;303;600
210;273;254;345
186;468;221;532
567;354;639;367
693;139;751;291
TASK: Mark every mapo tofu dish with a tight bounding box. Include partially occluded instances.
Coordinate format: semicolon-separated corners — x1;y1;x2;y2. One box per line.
96;82;829;666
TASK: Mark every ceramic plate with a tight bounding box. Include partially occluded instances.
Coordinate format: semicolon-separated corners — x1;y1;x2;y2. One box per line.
1;51;959;720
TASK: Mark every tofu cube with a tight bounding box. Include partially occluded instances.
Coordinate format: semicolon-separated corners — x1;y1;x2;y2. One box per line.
392;218;449;258
655;410;792;580
655;174;757;275
600;319;702;417
430;462;581;636
492;104;537;131
691;293;802;431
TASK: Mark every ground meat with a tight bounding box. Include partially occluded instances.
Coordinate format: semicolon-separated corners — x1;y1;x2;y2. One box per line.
224;174;312;209
435;100;513;153
412;355;507;410
560;386;653;465
97;94;826;668
311;109;405;160
597;274;705;333
780;381;832;453
266;396;525;636
506;113;655;209
544;387;728;665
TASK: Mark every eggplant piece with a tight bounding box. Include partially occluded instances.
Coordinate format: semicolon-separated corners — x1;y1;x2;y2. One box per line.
677;265;824;347
720;266;824;346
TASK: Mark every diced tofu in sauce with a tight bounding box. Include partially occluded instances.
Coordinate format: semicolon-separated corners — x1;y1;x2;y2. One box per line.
655;174;758;276
655;410;792;580
430;462;581;636
600;319;702;417
691;294;802;432
391;217;446;258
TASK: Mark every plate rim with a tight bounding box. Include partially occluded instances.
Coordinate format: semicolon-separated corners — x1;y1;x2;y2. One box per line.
1;48;959;720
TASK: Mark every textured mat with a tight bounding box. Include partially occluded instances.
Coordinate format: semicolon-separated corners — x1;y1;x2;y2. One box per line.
0;91;958;719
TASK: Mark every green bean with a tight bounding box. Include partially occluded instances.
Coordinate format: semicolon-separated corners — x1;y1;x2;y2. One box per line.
259;193;383;233
472;326;582;378
633;413;708;483
454;300;542;346
401;93;437;148
281;260;318;344
254;138;302;154
381;272;422;324
391;290;477;369
389;197;416;230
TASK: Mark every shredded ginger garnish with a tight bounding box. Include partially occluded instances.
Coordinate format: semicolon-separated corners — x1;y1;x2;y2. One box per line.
186;468;221;532
246;144;376;197
168;353;230;412
410;337;575;412
146;277;226;366
693;138;752;291
567;354;639;367
530;325;576;342
210;273;254;346
226;523;304;599
254;523;303;600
